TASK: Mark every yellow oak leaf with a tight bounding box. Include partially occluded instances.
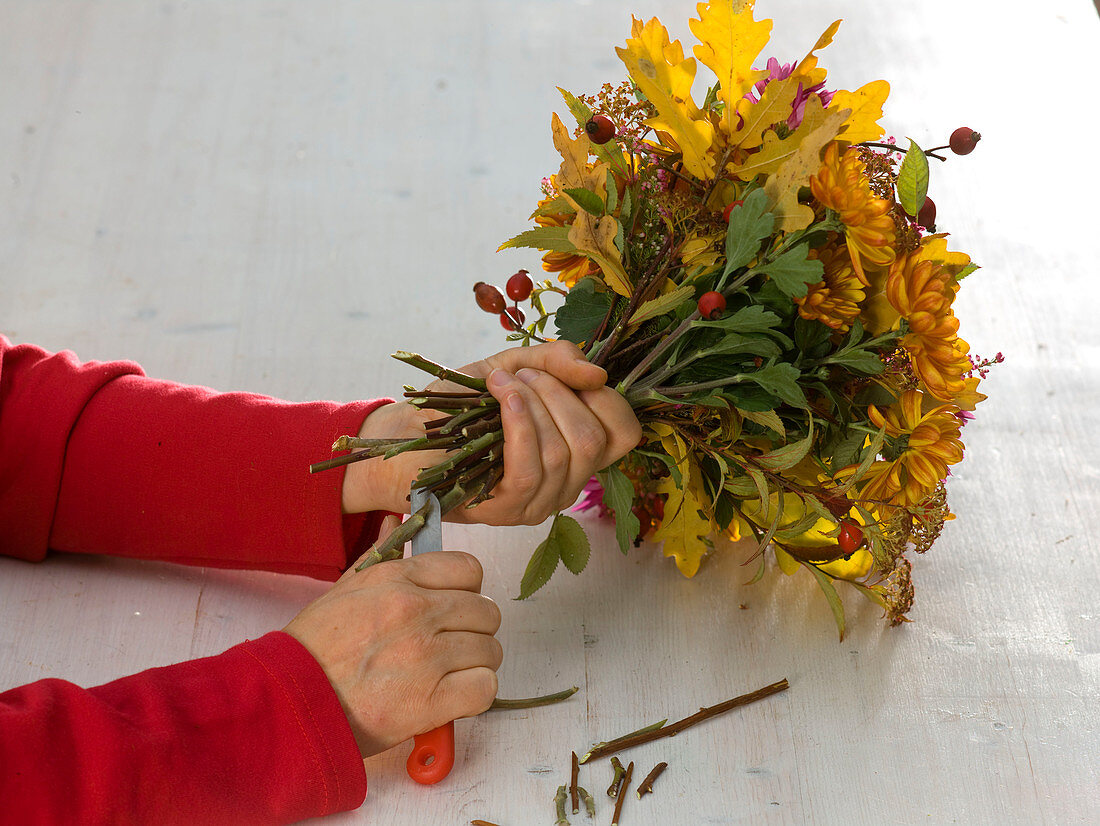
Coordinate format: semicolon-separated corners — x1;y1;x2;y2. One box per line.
653;475;713;577
689;0;772;135
762;104;851;231
567;213;632;298
831;79;890;144
791;19;841;88
616;17;716;180
729;74;799;152
550;113;606;200
731;94;833;182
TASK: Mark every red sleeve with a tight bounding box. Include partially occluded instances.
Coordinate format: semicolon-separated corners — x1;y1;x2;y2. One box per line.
0;631;367;824
0;334;391;579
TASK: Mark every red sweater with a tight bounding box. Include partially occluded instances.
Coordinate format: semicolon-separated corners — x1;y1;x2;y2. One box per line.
0;335;391;824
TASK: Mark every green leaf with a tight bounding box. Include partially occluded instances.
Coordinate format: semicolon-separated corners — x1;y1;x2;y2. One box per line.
827;349;885;375
515;531;560;600
801;561;847;641
605;169;619;214
833;427;886;494
553;513;592;575
774;511;823;540
956;262;979;280
558;87;628;171
529;197;576;219
850;580;888;608
755;416;814;472
723;189;775;276
754;243;824;299
746;467;771;521
745;363;808;409
498;225;575;253
724;473;758;497
563;187;606;216
695;304;784;336
554;278;612;344
745;551;767;584
629;285;694;327
739;408;785;439
599;465;642;555
825;429;867;472
897;138;930;217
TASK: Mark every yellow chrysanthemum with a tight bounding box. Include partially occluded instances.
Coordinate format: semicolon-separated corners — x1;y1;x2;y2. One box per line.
810;144;896;283
534;208;600;288
885;248;971;402
857;390;964;509
795;242;866;331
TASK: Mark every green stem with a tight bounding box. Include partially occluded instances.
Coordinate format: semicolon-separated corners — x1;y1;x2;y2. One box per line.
391;351;488;392
489;686;579;710
616;309;701;394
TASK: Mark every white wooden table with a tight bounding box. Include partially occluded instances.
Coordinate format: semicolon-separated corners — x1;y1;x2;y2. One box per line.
2;1;1098;823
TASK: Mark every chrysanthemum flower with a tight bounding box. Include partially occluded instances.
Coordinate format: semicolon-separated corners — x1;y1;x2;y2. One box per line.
795;241;865;331
810;144;896;283
885;248;971;402
857;390;965;509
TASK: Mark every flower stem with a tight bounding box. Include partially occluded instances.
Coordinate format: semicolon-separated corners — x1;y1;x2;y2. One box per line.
392;351;489;392
489;687;579;711
579;678;789;764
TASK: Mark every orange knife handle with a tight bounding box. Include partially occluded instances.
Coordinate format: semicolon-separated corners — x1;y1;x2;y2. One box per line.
406;720;455;785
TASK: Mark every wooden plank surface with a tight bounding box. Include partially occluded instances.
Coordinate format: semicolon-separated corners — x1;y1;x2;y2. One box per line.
2;1;1098;823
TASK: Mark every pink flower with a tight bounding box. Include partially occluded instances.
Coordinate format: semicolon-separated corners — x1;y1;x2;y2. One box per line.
574;476;608;516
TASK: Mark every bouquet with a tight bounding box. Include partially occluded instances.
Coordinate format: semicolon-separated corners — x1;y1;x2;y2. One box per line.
315;1;999;637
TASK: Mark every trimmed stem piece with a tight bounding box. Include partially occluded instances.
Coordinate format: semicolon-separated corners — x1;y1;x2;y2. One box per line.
611;761;633;826
636;762;668;799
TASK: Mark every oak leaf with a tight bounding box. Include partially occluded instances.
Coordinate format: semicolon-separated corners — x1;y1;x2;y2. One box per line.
831;79;890;144
689;0;772;135
567;213;632;298
616;17;716;180
762;102;851;231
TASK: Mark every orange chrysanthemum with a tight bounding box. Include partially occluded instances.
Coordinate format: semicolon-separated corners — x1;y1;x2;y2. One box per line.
885;247;971;402
810;144;896;283
795;241;865;331
534;200;600;288
857;390;964;509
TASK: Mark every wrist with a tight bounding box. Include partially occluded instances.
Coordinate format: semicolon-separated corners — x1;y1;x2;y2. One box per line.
340;401;426;514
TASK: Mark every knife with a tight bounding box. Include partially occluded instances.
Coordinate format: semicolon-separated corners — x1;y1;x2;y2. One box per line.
405;485;456;785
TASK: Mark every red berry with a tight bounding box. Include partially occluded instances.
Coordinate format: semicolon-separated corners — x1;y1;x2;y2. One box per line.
500;306;525;330
949;127;981;156
917;196;937;231
697;291;726;320
837;521;864;555
584;115;616;145
474;282;506;314
722;200;744;223
506;269;533;302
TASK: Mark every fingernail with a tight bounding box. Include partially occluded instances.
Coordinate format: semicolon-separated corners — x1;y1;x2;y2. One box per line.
488;368;512;389
507;392;524;413
516;368;539;385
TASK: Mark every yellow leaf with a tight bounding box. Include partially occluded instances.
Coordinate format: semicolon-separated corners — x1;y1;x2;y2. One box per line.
689;0;772;134
762;104;851;231
773;544;800;576
729;74;799;151
567;214;632;298
732;95;837;183
550;113;606;199
818;549;873;580
791;19;841;88
653;476;713;577
616;17;716;180
831;79;890;144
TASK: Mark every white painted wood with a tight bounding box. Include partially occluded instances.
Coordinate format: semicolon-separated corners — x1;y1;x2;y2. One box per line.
2;1;1098;823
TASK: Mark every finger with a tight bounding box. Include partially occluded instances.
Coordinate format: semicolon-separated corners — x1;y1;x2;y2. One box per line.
472;341;608;392
431;591;502;635
514;367;609;509
433;630;504;674
576;386;644;466
399;551;485;593
430;666;499;723
485;368;549;522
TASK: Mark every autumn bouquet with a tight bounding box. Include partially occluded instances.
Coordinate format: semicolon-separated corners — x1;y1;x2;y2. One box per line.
315;1;998;636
